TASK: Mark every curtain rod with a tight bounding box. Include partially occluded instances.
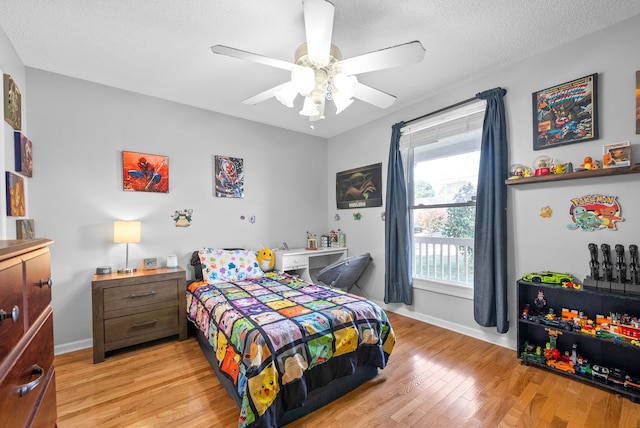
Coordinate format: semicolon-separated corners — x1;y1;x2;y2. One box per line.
403;96;478;126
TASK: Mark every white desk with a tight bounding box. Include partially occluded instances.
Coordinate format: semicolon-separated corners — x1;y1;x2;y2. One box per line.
274;247;348;283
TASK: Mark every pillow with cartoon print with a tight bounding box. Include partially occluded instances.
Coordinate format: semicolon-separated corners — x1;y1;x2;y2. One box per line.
198;248;264;283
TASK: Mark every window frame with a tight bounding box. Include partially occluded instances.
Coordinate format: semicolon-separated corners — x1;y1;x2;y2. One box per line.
401;100;486;299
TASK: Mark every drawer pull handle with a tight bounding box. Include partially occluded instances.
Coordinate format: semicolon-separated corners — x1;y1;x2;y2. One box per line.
38;278;53;288
131;319;158;328
128;291;157;298
0;305;20;323
18;365;44;397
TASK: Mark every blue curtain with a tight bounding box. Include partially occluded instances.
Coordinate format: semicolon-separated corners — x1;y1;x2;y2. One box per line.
384;122;413;305
473;87;509;333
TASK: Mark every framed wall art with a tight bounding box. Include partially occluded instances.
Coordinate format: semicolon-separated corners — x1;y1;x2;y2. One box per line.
5;172;25;216
214;155;244;198
636;70;640;134
3;74;22;130
336;162;383;209
14;132;33;177
533;73;598;150
122;151;169;193
16;219;35;239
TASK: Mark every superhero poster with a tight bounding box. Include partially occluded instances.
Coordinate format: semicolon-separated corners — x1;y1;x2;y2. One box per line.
567;194;623;231
122;151;169;193
214;155;244;198
533;73;598;150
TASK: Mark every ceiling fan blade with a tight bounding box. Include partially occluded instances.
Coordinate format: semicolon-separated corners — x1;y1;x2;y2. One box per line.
336;41;425;75
354;83;396;109
242;83;289;105
211;45;295;71
303;0;335;67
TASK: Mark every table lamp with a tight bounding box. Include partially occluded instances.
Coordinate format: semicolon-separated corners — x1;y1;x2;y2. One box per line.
114;220;141;273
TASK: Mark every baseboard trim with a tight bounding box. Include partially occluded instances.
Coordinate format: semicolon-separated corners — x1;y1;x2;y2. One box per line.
55;338;92;356
372;299;516;350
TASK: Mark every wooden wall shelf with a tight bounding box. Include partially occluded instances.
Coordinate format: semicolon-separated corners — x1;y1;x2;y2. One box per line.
505;164;640;185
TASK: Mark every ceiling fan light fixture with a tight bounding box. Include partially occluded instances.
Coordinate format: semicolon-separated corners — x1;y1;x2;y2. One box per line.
274;82;298;108
333;72;358;99
299;96;320;116
291;65;315;96
333;91;354;115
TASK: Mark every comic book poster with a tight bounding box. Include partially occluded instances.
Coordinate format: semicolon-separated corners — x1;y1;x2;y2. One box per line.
214;155;244;198
533;74;598;150
122;151;169;193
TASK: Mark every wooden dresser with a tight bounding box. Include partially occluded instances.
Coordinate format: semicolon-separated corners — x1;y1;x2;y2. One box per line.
91;267;187;363
0;239;57;427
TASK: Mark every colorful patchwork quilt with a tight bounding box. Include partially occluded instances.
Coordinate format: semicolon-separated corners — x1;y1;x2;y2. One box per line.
186;272;395;428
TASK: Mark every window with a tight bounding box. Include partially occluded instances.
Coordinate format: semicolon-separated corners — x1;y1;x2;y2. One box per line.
401;100;485;296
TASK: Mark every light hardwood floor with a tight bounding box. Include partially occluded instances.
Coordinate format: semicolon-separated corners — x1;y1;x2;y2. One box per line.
55;312;640;427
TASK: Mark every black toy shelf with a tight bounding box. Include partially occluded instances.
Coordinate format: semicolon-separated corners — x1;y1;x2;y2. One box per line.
517;280;640;402
505;164;640;185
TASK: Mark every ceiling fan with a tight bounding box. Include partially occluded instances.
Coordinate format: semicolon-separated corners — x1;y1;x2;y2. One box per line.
211;0;425;123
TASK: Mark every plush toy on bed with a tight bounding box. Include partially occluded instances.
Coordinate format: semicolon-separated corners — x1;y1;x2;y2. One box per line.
257;248;275;272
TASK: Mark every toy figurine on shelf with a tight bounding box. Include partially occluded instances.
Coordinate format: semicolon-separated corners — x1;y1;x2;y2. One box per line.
580;156;600;170
588;242;600;280
533;156;551;176
522;304;530;319
615;244;627;283
630;245;640;285
534;289;547;315
601;244;614;281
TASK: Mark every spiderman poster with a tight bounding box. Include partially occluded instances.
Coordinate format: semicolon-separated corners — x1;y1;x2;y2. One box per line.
214;155;244;198
122;151;169;193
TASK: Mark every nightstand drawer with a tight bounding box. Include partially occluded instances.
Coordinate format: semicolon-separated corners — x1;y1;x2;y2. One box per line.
103;279;178;311
104;306;178;343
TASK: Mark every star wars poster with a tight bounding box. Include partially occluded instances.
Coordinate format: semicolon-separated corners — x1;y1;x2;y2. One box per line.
336;162;382;209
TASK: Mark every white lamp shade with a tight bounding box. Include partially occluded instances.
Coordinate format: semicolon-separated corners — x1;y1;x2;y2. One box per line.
114;221;141;243
291;65;315;96
333;91;354;115
274;82;298;108
299;96;320;116
333;73;358;99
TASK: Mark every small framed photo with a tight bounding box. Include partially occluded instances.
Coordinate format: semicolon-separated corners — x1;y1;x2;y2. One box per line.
16;219;35;239
603;141;631;168
142;257;158;270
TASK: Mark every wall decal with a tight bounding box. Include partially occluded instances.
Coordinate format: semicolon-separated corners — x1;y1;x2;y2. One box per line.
172;209;193;227
567;194;622;231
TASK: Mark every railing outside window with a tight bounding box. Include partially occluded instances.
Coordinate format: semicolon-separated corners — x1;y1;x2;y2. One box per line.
414;235;474;285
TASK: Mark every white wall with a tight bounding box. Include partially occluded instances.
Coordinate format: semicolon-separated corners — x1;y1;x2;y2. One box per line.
23;69;328;353
3;14;640;354
328;14;640;349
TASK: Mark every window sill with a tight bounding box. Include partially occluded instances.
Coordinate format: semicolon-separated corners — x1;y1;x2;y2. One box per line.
412;277;474;300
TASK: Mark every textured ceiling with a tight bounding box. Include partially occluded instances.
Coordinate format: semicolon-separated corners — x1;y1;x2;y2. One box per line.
1;0;640;138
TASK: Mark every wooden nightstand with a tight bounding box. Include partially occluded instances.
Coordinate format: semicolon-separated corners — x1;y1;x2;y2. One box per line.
91;267;187;363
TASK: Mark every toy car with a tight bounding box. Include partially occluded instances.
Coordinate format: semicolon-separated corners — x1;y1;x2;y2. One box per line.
592;365;609;381
546;359;575;374
608;368;626;385
522;271;574;285
625;375;640;391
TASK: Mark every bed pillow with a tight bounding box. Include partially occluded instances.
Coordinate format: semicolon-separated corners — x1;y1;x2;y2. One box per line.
199;248;264;283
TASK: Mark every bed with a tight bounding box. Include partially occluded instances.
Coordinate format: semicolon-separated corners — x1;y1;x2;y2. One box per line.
186;248;395;427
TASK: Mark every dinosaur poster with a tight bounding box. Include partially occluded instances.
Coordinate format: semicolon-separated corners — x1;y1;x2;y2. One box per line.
567;194;623;231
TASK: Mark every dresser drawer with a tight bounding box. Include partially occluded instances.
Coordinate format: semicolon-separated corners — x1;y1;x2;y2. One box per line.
24;249;52;329
0;311;54;427
104;279;178;312
0;260;26;360
104;306;179;344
